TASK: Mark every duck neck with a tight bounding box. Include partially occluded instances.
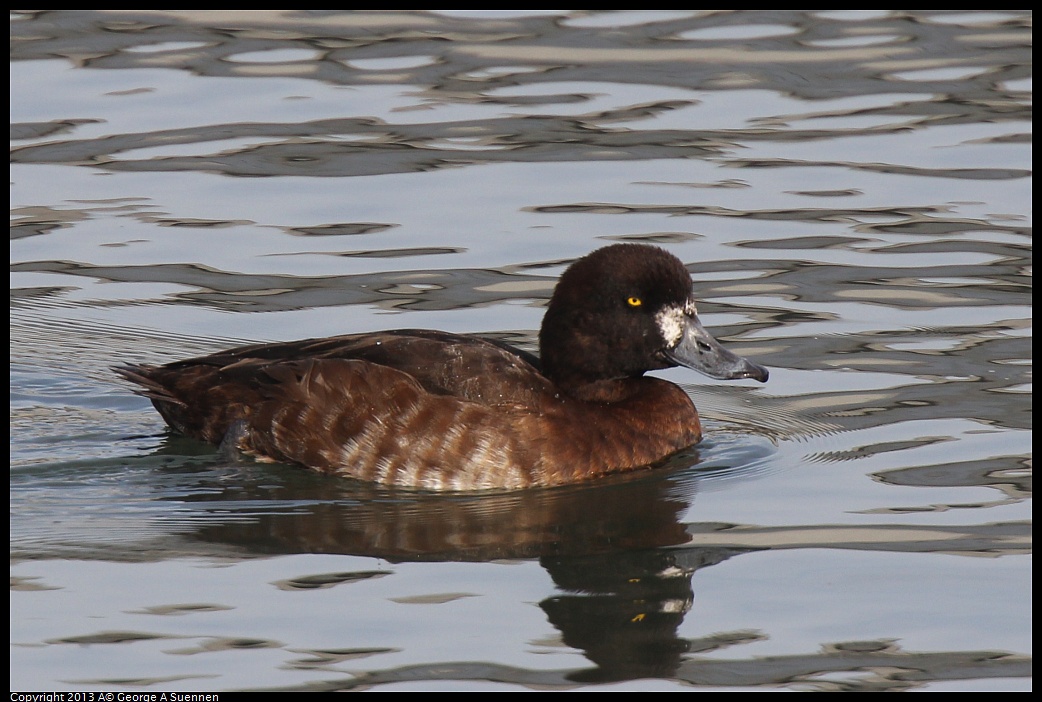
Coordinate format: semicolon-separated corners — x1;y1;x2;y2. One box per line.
540;345;643;404
558;376;645;403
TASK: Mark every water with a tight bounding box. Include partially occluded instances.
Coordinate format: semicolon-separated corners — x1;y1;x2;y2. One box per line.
10;10;1031;691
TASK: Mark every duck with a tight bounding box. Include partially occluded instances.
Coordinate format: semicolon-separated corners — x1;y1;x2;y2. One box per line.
116;243;768;490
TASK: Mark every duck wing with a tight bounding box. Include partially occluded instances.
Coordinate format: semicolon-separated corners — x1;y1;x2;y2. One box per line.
115;329;552;442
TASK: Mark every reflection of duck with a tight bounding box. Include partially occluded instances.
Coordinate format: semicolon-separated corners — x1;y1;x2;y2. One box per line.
181;466;751;683
117;244;767;490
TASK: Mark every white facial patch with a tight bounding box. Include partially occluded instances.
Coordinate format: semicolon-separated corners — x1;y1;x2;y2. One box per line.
655;300;696;347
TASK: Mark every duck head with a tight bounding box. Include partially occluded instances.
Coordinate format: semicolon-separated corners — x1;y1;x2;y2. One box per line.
539;243;768;397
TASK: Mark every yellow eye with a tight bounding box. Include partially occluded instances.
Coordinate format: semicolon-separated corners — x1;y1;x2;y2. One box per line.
627;296;642;308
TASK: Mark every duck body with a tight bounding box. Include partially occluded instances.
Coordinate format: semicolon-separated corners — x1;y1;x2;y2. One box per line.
117;244;768;490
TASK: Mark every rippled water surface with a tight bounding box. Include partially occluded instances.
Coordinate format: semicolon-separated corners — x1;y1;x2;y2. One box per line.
10;10;1031;691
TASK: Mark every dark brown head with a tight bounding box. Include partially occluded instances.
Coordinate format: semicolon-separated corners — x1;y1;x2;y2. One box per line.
538;243;768;397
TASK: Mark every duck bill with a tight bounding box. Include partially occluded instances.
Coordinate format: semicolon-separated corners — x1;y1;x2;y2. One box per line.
663;312;769;383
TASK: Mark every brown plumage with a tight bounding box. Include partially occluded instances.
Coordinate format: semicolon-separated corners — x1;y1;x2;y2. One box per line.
116;244;768;490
